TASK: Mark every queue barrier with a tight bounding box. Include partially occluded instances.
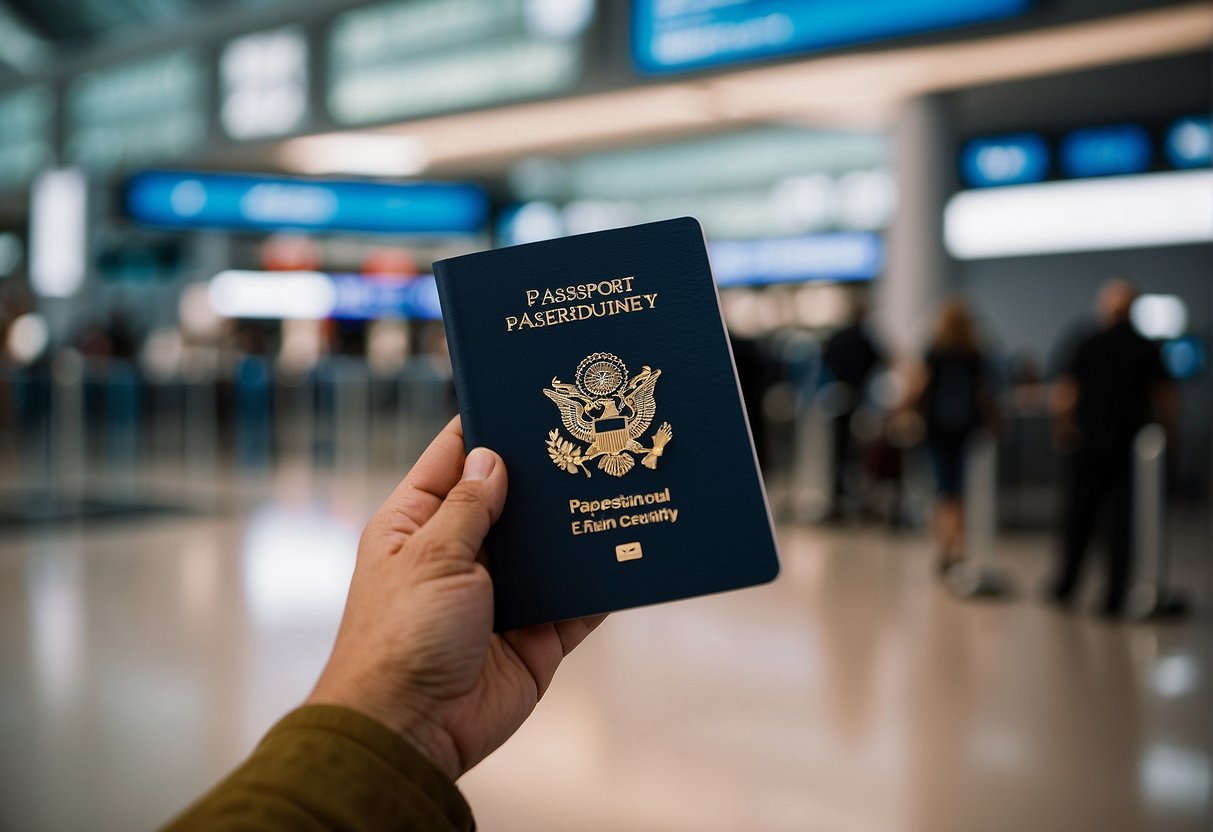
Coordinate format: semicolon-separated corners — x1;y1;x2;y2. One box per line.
1126;423;1187;620
947;430;1012;598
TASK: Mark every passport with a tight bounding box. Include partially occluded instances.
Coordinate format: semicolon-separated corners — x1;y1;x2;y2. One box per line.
433;217;779;630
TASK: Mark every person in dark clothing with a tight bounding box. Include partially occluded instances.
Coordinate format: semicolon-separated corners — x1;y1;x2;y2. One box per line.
730;331;774;470
820;301;882;519
908;299;996;573
1048;278;1177;617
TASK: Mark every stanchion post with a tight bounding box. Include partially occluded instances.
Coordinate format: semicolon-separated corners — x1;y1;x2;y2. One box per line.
1127;423;1186;620
51;350;85;492
947;430;1011;598
184;374;218;504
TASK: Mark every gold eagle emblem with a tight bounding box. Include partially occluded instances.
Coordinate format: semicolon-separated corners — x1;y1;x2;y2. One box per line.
543;352;673;477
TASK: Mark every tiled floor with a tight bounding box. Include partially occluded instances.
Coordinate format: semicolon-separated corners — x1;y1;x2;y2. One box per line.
0;465;1208;832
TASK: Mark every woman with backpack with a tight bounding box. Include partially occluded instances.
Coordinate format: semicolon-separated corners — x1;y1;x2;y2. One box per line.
907;298;999;576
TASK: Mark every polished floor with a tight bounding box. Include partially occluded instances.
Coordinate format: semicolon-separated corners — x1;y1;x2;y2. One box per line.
0;463;1209;832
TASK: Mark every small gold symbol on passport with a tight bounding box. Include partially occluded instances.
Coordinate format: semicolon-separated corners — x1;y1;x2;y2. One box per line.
544;351;673;478
615;541;643;562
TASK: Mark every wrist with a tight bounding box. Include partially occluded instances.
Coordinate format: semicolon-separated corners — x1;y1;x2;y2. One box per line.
306;680;462;782
395;706;462;783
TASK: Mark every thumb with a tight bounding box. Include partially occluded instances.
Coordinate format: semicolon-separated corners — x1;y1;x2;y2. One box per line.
409;447;508;569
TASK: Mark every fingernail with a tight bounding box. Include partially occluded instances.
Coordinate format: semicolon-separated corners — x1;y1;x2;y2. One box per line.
463;447;496;481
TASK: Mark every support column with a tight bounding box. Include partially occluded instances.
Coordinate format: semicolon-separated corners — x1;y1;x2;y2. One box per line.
877;94;959;360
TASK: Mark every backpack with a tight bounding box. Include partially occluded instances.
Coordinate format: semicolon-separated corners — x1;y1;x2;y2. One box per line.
925;356;982;435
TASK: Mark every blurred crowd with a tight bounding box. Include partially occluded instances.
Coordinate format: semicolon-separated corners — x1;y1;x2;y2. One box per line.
0;266;1187;617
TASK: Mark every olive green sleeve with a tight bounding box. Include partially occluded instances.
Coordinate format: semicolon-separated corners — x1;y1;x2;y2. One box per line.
163;704;473;832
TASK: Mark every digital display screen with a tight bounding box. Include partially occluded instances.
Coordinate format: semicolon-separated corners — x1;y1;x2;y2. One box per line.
328;0;592;124
221;26;309;140
126;171;489;235
961;116;1207;188
632;0;1034;74
1060;124;1152;179
66;50;207;171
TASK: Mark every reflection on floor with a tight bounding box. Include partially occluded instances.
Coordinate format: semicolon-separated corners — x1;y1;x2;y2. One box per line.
0;467;1208;832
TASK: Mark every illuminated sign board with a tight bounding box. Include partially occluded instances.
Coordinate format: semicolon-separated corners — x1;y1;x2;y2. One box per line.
944;170;1213;259
31;169;88;298
332;274;442;319
960;133;1048;188
328;0;594;125
962;117;1210;188
126;171;489;235
0;86;53;190
710;232;882;286
221;26;309;140
66;50;207;171
208;270;443;320
1060;124;1151;179
632;0;1033;74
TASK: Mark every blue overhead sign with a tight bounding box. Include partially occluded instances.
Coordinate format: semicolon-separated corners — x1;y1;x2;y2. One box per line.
961;117;1209;188
1060;124;1151;179
961;133;1049;188
632;0;1034;73
710;232;882;286
126;170;488;235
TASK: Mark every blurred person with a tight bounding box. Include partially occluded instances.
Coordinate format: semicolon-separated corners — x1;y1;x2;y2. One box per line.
417;320;459;418
863;403;922;529
906;299;997;574
165;417;604;831
75;320;113;361
107;307;142;362
230;327;275;466
729;330;774;468
1047;278;1177;618
0;284;34;448
820;300;884;521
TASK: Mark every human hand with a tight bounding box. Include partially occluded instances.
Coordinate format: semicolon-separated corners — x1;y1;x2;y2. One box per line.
307;417;606;781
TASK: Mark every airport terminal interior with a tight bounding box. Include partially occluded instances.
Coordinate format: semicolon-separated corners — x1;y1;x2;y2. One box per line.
0;1;1210;830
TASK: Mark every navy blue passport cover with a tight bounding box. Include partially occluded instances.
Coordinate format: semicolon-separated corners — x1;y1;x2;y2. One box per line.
433;217;779;631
